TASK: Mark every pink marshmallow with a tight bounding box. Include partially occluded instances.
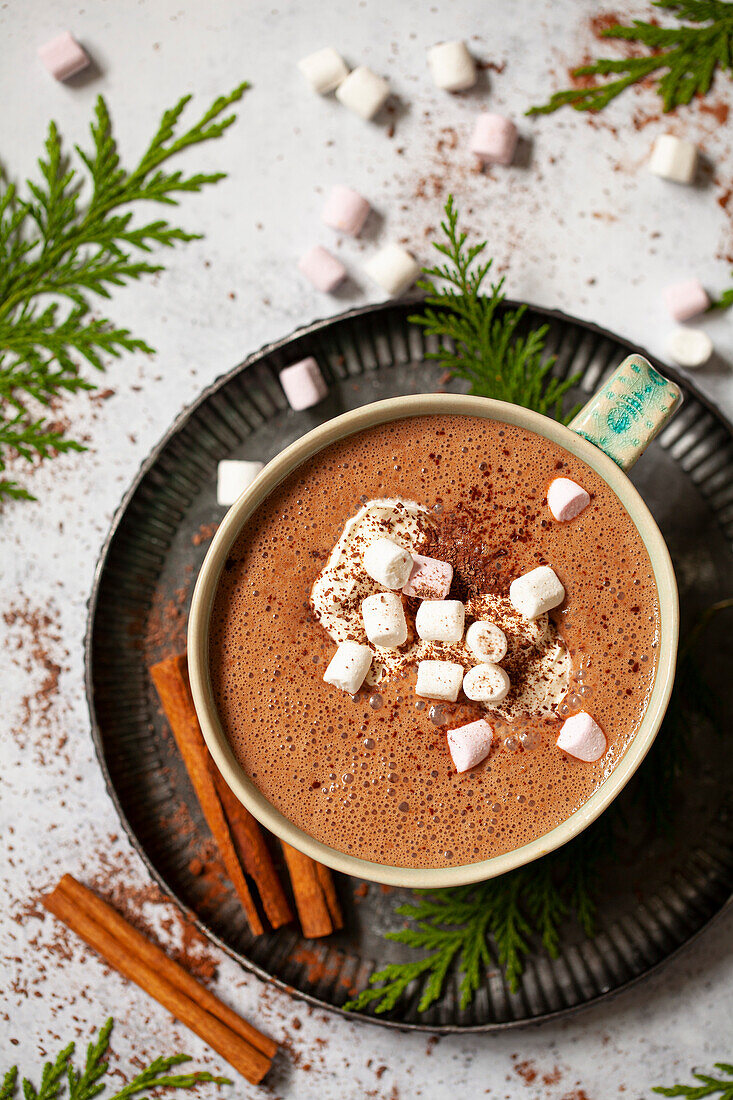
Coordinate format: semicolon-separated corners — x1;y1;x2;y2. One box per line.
279;357;329;411
470;113;518;166
322;185;371;237
298;245;347;293
447;719;494;773
547;477;591;522
38;32;90;81
402;554;453;599
663;278;710;322
556;712;606;762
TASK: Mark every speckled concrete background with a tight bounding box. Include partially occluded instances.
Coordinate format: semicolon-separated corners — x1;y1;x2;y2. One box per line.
1;1;732;1096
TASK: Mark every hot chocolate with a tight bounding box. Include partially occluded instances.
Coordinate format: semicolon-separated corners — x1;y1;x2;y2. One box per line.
209;415;660;868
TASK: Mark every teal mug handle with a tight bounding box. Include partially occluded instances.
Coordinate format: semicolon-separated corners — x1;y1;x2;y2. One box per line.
569;353;682;471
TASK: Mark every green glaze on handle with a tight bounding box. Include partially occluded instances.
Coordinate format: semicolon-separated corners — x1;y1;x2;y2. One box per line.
569;353;682;471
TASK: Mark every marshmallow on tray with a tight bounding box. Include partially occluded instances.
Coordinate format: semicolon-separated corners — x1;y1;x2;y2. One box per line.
322;185;371;237
402;554;453;600
362;591;407;648
323;641;372;694
38;32;90;80
298;47;349;94
216;460;264;506
279;357;329;410
298;245;347;293
427;40;477;91
664;279;710;321
415;599;465;643
465;620;507;664
363;244;420;297
335;66;390;119
648;134;698;184
463;663;511;704
509;566;565;620
416;659;464;702
363;537;413;589
666;327;713;369
447;718;494;772
556;711;606;762
470;113;518;166
547;478;590;523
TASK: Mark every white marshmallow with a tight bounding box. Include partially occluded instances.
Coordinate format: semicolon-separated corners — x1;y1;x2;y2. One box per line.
323;641;372;694
666;326;713;369
416;659;464;702
216;460;264;506
362;592;407;648
465;620;507;663
547;478;590;522
335;66;390;119
556;712;606;762
509;566;565;620
427;40;477;91
447;719;494;772
463;663;510;704
415;599;465;642
363;244;420;297
402;554;453;599
363;537;413;589
298;47;349;94
648;134;698;184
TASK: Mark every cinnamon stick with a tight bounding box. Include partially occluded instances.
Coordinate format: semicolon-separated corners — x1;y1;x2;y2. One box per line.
43;883;272;1084
55;874;276;1059
280;842;344;939
211;771;293;930
150;654;264;935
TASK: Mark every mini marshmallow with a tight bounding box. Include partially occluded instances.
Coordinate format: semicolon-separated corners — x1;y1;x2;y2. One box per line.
556;711;606;762
465;620;507;663
666;327;713;369
298;245;347;293
335;66;390;120
547;477;590;523
323;641;372;694
402;554;453;600
362;591;407;648
470;113;518;166
447;718;494;772
216;460;264;506
322;185;371;237
363;537;413;590
38;32;90;81
416;659;464;702
648;134;698;184
415;599;465;643
427;40;477;92
509;566;565;620
663;278;710;322
279;357;329;410
298;47;349;94
463;663;511;704
363;244;420;297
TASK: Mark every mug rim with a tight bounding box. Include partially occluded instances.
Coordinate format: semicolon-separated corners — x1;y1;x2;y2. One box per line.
187;393;679;888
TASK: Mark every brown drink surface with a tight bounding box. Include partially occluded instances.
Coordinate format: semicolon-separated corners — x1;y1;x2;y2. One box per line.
209;415;660;868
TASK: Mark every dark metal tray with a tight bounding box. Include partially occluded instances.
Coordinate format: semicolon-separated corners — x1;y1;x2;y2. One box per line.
86;300;733;1032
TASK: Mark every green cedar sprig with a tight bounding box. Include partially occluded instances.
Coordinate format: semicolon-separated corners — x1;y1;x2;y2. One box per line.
409;195;581;422
653;1062;733;1097
0;85;247;503
1;1018;230;1100
527;1;733;115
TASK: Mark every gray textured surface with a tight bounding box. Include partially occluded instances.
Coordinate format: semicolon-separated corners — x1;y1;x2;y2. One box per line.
2;0;732;1096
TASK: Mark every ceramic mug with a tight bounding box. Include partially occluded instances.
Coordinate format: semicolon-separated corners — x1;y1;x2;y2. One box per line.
187;354;681;888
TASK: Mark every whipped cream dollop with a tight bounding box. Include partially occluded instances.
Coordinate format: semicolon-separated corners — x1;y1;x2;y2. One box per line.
310;498;571;720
